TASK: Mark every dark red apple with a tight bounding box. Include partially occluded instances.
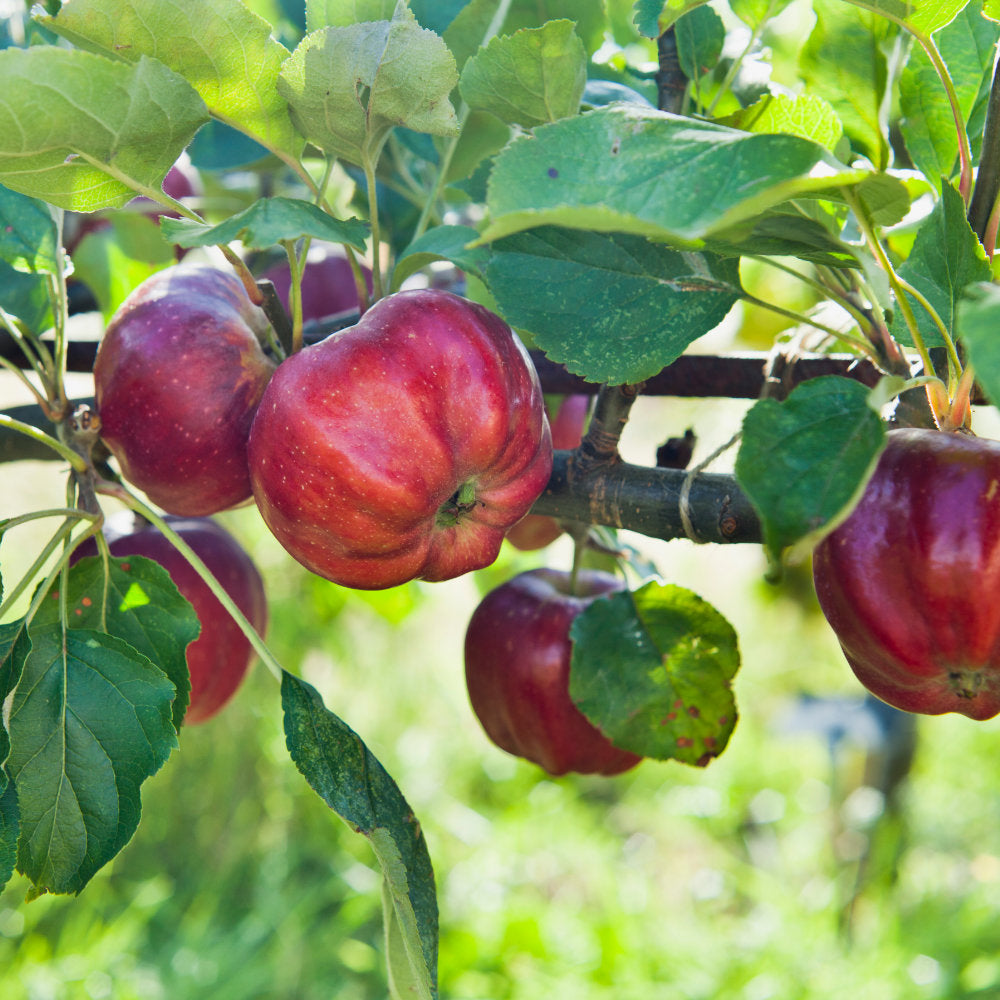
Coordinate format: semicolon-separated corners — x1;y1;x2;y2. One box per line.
248;289;553;590
464;567;643;776
259;243;373;321
74;514;267;724
506;394;589;551
813;427;1000;719
95;265;276;517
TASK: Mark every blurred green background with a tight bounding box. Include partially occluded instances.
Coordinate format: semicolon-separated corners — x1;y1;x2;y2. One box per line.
4;387;1000;1000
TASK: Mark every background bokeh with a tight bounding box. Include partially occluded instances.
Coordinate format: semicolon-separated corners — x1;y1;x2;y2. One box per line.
4;370;1000;1000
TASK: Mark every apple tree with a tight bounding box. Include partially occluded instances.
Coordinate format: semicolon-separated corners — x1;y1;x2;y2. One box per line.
3;0;1000;994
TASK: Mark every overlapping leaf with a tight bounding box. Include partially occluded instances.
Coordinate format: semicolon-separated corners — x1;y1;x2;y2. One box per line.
479;105;868;247
0;48;208;211
0;188;59;275
43;0;302;159
570;581;740;767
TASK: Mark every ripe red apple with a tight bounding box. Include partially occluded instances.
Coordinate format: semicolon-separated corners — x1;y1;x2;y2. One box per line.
95;265;277;517
248;288;553;590
464;567;643;776
74;514;267;724
813;427;1000;719
506;394;590;551
259;242;373;321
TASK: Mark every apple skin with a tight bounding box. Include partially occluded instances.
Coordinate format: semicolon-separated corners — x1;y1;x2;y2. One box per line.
259;243;373;321
813;427;1000;719
464;568;643;776
73;514;267;725
94;265;277;517
506;394;589;551
248;289;553;590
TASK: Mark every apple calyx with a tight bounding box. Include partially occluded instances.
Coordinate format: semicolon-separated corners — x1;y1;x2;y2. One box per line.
436;480;481;528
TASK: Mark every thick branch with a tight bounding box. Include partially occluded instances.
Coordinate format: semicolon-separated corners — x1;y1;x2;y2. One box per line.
969;53;1000;243
532;450;761;544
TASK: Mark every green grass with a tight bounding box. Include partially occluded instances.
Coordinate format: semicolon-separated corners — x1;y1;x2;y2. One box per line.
4;469;1000;999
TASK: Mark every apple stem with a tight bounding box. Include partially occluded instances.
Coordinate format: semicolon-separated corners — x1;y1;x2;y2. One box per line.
94;482;286;685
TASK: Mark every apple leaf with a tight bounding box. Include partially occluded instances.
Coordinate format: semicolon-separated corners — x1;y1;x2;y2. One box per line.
735;376;887;566
720;93;845;151
957;282;1000;407
569;581;740;767
0;619;29;798
504;0;607;54
307;0;399;31
675;4;725;81
850;0;969;35
890;180;991;349
0;188;58;276
481;227;740;384
33;556;199;732
633;0;707;37
801;0;893;169
392;224;492;289
161;197;370;253
458;20;586;128
278;7;459;169
0;47;209;212
7;623;177;895
0;781;16;896
0;260;52;338
282;671;438;1000
729;0;794;28
478;105;868;247
899;2;999;192
42;0;302;160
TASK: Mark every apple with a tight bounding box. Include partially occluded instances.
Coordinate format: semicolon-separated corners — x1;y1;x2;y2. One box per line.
506;394;590;551
73;513;267;724
464;567;643;776
259;242;373;322
813;427;1000;719
94;264;277;517
248;288;553;590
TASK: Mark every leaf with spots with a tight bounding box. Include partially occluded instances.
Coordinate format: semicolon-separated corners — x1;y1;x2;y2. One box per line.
7;621;177;895
33;556;197;731
569;581;740;766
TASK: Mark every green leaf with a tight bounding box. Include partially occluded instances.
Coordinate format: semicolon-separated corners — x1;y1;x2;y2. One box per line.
0;48;209;212
458;20;586;128
278;7;459;169
674;4;725;81
505;0;606;54
483;227;741;384
720;93;844;151
479;106;868;247
8;624;177;895
392;225;492;289
0;188;59;275
986;0;1000;19
0;260;52;336
854;172;912;227
633;0;706;37
307;0;398;32
282;671;437;999
899;2;998;191
801;0;893;169
0;781;17;895
33;556;199;732
43;0;302;160
569;581;740;766
161;197;370;252
410;0;470;35
891;179;991;348
0;619;30;793
957;282;1000;406
735;376;887;565
729;0;794;28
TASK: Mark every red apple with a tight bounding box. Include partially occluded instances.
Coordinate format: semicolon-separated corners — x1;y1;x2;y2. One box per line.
464;568;643;776
813;427;1000;719
506;394;590;551
248;289;553;589
95;265;277;517
259;242;373;321
74;514;267;724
